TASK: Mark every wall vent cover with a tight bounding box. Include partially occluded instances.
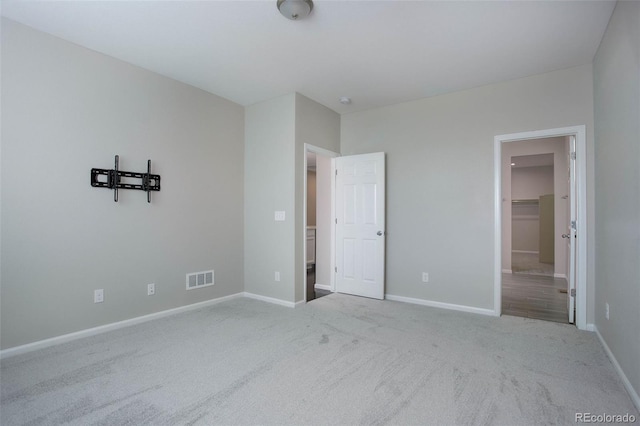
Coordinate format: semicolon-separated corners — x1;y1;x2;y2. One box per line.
186;270;214;290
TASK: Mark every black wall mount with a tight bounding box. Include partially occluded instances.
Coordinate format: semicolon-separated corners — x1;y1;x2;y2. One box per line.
91;155;161;203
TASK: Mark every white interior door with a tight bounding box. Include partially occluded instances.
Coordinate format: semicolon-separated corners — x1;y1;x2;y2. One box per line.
335;152;386;299
566;136;577;324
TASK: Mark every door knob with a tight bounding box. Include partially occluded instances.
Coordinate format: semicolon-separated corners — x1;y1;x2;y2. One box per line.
562;234;570;238
377;231;384;236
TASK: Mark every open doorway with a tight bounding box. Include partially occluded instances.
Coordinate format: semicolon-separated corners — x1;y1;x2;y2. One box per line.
304;145;339;302
510;153;556;277
504;148;567;323
494;126;587;329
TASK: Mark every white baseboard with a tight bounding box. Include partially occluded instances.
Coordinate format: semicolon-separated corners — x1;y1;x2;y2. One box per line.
385;294;497;317
512;250;539;254
553;273;567;279
243;292;296;308
502;269;513;274
593;325;640;412
0;292;245;359
314;283;332;291
586;323;596;332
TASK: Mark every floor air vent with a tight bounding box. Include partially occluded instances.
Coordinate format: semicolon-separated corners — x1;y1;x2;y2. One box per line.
186;270;214;290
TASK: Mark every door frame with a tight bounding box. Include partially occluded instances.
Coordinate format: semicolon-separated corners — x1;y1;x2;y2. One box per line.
494;125;587;329
303;143;339;302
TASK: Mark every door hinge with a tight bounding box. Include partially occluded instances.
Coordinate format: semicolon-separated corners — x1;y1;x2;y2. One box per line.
571;220;577;230
335;218;338;224
570;152;576;160
335;266;337;273
335;169;338;176
571;288;576;297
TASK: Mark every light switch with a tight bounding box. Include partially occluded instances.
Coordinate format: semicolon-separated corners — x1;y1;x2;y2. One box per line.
275;211;286;221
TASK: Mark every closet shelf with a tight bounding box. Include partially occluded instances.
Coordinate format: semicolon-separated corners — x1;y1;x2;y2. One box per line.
511;199;539;205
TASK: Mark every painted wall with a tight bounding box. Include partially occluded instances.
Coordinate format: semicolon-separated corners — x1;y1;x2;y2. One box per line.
341;65;593;313
511;166;554;200
294;94;340;303
1;19;245;349
244;94;296;302
511;166;554;253
593;0;640;404
244;93;339;304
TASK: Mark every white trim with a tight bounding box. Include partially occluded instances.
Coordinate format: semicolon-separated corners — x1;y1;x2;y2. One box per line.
314;283;332;291
593;325;640;412
385;294;497;317
0;293;244;359
553;273;567;279
294;300;306;308
494;126;588;330
512;250;539;254
586;323;596;332
502;269;513;274
243;292;296;308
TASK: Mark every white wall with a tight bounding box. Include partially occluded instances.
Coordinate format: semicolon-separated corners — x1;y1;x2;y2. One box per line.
593;0;640;404
0;19;245;349
341;65;593;313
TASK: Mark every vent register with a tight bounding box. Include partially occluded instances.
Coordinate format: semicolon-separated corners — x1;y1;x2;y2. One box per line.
186;270;214;290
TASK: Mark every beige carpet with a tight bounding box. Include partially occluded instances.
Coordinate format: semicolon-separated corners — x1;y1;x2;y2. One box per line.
2;294;638;425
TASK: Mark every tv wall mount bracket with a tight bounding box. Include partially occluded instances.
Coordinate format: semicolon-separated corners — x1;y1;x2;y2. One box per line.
91;155;160;203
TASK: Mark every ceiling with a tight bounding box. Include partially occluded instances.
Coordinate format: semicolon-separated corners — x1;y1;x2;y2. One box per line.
1;1;616;114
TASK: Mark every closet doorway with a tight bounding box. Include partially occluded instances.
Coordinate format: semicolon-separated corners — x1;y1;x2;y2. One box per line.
506;151;566;322
494;126;586;329
510;153;555;277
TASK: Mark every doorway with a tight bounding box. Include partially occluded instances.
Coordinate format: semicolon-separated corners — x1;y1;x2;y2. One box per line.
303;144;339;302
510;154;555;276
505;150;567;323
494;126;587;329
303;146;387;303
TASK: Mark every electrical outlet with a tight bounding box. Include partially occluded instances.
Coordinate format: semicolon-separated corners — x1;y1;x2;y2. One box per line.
147;283;155;296
422;272;429;283
606;303;610;320
275;271;281;282
94;289;104;303
274;211;285;221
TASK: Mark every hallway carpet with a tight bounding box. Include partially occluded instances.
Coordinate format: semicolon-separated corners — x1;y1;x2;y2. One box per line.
2;294;637;425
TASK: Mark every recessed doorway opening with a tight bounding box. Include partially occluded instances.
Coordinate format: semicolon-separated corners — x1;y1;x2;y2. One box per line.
303;144;339;302
494;126;587;329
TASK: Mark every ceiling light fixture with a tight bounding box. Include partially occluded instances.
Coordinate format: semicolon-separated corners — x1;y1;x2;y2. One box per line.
339;97;352;105
277;0;314;20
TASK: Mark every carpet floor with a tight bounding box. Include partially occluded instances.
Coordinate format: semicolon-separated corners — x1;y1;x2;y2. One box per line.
1;294;638;425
